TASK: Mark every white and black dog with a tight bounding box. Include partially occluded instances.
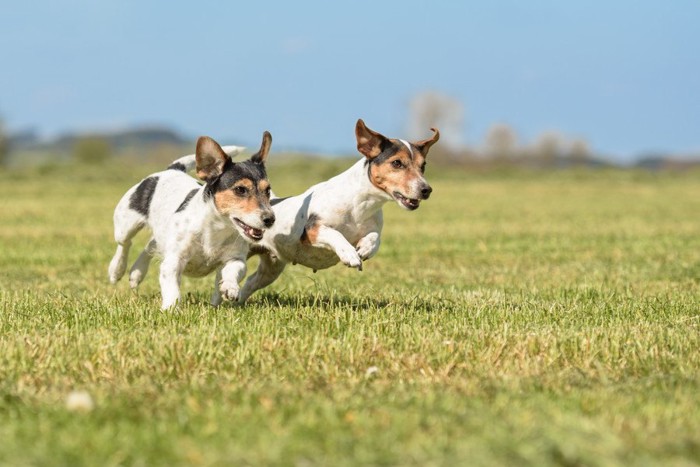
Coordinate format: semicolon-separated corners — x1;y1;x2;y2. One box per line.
108;133;275;309
235;119;439;302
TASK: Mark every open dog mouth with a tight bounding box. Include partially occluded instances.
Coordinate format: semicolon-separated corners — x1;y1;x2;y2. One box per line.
393;191;421;210
234;218;264;241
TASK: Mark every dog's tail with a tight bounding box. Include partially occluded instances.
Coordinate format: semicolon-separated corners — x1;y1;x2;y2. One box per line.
166;145;246;173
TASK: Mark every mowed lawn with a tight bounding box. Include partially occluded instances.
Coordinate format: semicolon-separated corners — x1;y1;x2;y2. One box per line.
0;159;699;466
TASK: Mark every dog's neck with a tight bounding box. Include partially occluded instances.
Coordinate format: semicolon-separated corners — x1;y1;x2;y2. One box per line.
199;193;243;250
336;157;394;218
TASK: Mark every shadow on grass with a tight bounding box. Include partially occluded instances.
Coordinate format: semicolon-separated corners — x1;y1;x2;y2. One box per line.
250;291;442;313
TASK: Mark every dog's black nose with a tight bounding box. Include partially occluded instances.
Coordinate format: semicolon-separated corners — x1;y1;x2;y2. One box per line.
263;215;275;228
421;185;433;199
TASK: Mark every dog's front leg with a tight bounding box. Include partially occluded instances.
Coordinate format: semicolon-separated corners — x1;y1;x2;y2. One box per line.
356;212;383;261
217;258;247;303
356;231;381;261
314;225;363;270
159;254;186;310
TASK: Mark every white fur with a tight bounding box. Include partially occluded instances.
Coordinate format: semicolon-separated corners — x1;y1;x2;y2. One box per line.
237;157;402;302
399;139;413;156
108;145;265;310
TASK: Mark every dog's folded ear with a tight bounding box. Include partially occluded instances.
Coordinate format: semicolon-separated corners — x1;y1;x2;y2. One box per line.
414;128;440;156
196;136;231;181
250;131;272;165
356;119;389;159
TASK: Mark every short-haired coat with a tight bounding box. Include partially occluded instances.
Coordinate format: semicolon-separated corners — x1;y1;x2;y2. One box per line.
108;133;275;309
238;119;439;302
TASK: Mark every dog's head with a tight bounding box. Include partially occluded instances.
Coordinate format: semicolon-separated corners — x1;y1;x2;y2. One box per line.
196;132;275;241
355;119;439;211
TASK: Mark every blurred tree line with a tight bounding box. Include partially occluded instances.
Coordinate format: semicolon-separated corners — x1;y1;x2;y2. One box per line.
406;91;602;169
0;118;9;167
73;137;112;165
0;123;187;169
2;95;698;170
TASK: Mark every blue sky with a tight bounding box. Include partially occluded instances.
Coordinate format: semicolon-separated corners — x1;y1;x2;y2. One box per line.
1;1;698;161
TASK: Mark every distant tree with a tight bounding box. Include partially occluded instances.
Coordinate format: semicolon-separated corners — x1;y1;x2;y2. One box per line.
484;124;518;163
532;131;564;166
0;118;9;167
73;137;112;165
569;138;591;166
406;91;465;153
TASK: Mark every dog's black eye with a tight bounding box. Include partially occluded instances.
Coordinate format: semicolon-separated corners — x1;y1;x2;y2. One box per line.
265;187;272;198
420;163;427;173
391;159;404;169
234;186;248;196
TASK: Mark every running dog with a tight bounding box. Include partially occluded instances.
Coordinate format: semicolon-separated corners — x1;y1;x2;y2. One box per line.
108;133;275;309
238;119;439;302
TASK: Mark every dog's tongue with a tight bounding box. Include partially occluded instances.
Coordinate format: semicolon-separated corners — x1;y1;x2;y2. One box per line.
246;225;263;239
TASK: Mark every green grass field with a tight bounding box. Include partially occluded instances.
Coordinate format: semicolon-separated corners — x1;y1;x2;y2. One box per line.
1;159;699;466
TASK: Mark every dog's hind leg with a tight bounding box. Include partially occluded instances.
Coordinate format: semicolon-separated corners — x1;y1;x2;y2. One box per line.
129;238;157;289
238;253;287;303
108;205;147;284
210;269;223;307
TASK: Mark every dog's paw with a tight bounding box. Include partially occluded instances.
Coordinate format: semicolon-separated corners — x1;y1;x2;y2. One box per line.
220;282;241;302
129;270;144;289
161;296;179;310
337;245;363;271
356;236;380;260
108;259;126;284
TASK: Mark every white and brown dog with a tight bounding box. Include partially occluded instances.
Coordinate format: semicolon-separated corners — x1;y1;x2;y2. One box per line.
238;119;439;302
108;133;275;309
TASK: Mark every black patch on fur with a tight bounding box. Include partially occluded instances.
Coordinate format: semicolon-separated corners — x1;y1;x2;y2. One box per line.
175;188;199;213
203;158;268;200
271;197;289;206
129;176;159;216
168;162;187;172
364;142;400;167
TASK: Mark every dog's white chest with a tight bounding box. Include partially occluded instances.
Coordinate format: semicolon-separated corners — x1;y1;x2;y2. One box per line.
190;227;241;276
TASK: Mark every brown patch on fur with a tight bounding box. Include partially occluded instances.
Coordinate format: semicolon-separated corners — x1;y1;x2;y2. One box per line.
214;180;261;216
414;128;440;154
356;119;387;159
369;146;427;196
195;136;230;181
236;179;254;190
300;216;321;245
257;180;271;194
251;131;272;164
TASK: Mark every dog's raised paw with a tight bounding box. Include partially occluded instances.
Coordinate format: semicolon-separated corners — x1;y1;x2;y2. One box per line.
356;238;379;260
337;246;363;270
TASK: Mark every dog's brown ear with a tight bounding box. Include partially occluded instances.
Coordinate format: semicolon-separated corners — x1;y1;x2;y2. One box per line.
196;136;230;181
250;131;272;164
356;119;389;159
414;128;440;156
